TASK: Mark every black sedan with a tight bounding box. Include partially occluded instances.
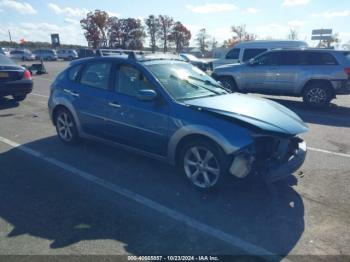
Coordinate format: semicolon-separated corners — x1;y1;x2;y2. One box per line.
0;54;33;102
180;53;209;71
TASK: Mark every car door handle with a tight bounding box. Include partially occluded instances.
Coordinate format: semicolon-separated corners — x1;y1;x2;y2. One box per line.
70;91;80;97
108;102;122;108
63;89;79;97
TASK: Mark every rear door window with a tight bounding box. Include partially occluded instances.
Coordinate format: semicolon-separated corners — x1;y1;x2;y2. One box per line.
68;64;83;82
242;48;267;62
80;62;112;90
225;48;240;60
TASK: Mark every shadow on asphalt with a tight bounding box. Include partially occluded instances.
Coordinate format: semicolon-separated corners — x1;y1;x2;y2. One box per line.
0;136;305;256
265;97;350;128
0;97;19;111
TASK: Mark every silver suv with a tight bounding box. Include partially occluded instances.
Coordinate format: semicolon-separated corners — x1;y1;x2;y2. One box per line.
212;49;350;107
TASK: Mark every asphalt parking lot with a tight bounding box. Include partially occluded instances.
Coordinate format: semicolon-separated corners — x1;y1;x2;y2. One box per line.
0;61;350;259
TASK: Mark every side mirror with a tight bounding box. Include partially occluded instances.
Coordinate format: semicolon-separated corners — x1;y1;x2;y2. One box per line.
248;59;256;66
137;89;158;102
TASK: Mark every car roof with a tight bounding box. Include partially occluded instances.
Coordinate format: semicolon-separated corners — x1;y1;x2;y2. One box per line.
234;40;308;49
70;51;185;67
267;48;345;53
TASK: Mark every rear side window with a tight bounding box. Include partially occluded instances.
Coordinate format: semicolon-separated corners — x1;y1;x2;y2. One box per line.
307;52;338;65
80;62;112;90
68;64;83;82
242;48;267;62
225;48;240;60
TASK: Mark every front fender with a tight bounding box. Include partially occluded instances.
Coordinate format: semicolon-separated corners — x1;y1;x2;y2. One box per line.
167;124;253;165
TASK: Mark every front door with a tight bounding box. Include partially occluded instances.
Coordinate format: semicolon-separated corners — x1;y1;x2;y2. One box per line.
105;64;169;156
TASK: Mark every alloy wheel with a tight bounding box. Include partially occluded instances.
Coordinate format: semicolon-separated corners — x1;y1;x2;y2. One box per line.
184;146;220;189
306;87;327;104
56;112;74;142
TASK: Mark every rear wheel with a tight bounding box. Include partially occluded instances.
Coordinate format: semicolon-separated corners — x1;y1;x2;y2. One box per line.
303;82;333;108
218;76;238;92
55;108;79;144
179;139;228;190
13;94;27;102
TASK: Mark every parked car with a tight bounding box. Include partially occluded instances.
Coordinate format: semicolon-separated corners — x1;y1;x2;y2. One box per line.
0;54;33;101
77;48;95;59
57;49;78;60
32;49;58;61
48;54;308;190
212;49;350;108
180;53;209;71
10;49;35;61
211;40;309;69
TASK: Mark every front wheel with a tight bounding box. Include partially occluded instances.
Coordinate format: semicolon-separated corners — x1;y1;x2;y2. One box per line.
179;140;228;190
218;76;238;92
303;83;333;108
55;108;79;144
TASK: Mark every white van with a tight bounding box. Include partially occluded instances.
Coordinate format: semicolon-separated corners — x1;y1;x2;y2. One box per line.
211;40;309;69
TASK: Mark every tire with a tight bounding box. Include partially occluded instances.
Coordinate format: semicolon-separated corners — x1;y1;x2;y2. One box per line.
179;139;229;190
218;76;238;92
54;108;79;144
302;82;333;108
13;94;27;102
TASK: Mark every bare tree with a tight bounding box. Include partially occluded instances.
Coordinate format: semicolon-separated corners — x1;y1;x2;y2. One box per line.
210;37;218;50
231;25;256;42
196;28;210;53
288;28;299;40
158;15;174;53
319;33;340;48
145;15;160;52
222;24;257;48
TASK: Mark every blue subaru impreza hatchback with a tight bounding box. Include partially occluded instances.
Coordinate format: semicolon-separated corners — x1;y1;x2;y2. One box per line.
48;52;308;190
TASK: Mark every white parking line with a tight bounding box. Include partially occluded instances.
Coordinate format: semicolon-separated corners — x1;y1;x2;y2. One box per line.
33;77;52;82
308;147;350;158
0;135;282;259
30;93;49;98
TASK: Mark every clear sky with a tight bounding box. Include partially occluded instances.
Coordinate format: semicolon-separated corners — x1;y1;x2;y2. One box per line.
0;0;349;48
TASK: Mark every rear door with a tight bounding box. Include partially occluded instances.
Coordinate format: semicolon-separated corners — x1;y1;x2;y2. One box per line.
104;63;169;156
68;61;112;138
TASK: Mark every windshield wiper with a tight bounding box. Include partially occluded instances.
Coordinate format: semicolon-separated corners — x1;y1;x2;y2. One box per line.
188;76;230;93
170;74;222;95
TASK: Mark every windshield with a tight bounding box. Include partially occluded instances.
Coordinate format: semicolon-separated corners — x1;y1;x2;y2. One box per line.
146;62;227;100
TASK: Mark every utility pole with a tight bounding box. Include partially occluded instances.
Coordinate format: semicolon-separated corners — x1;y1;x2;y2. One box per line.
8;30;12;43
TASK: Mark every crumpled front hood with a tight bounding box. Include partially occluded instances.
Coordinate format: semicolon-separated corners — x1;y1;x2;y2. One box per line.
185;93;308;135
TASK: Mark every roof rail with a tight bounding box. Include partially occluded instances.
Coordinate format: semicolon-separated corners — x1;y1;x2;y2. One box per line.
95;49;185;62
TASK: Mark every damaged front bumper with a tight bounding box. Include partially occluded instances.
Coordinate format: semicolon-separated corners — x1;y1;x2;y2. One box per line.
263;140;307;182
229;137;307;183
